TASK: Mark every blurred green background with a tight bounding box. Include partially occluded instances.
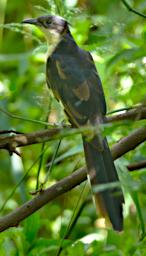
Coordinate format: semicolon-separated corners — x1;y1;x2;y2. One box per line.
0;0;146;255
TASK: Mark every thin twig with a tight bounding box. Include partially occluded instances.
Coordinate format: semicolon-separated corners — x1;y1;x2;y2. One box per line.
0;145;50;212
42;139;62;185
121;0;146;18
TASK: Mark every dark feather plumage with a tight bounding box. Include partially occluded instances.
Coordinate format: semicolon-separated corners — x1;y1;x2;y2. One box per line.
23;15;124;231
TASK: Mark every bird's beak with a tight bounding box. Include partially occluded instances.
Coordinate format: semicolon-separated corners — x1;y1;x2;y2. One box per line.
22;18;38;26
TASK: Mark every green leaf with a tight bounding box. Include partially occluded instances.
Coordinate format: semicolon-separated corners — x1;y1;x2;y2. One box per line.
117;159;145;238
23;212;41;243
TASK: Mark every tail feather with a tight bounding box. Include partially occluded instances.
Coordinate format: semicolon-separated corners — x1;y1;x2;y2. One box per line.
83;135;123;231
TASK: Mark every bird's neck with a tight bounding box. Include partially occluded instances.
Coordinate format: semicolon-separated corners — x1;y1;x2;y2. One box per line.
46;30;77;58
45;30;62;58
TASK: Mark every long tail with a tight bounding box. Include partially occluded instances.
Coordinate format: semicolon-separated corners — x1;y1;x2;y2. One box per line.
83;135;124;231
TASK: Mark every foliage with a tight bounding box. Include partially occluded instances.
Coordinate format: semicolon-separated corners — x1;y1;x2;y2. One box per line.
0;0;146;255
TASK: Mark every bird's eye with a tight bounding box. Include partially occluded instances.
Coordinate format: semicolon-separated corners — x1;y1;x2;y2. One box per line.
46;20;51;25
43;20;52;28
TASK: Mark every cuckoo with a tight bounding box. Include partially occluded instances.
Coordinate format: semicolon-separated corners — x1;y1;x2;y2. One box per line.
22;15;124;231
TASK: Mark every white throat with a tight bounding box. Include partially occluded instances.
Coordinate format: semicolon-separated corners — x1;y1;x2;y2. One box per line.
41;28;62;57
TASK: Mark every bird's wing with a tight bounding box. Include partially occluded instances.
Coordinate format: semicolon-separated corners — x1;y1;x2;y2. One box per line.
46;48;106;126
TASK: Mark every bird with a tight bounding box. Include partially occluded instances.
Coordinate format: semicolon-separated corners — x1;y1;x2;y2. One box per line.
22;15;124;231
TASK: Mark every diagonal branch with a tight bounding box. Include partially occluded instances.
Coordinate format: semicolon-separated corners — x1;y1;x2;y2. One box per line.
0;167;86;233
0;126;146;232
112;126;146;159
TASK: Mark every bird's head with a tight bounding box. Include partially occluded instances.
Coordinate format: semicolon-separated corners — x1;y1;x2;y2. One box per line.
22;15;68;45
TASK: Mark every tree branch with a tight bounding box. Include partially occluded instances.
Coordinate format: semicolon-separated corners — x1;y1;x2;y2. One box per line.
107;106;146;123
0;126;146;232
0;167;86;232
0;128;63;151
121;0;146;18
0;106;146;152
112;126;146;159
127;160;146;171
